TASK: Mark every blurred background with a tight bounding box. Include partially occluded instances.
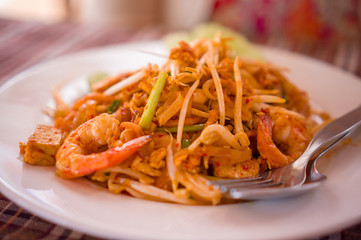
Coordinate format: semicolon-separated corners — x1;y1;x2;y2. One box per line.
0;0;360;44
0;1;361;239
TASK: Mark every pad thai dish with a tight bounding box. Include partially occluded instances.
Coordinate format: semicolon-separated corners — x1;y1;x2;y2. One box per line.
20;35;328;205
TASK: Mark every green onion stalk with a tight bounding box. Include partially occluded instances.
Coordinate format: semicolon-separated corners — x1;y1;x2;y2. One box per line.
155;123;205;133
106;99;120;114
139;72;168;130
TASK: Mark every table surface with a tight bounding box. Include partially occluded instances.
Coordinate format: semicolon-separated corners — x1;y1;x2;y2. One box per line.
0;17;360;240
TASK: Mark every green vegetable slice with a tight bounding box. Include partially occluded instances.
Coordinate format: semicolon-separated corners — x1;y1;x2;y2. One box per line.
139;72;168;130
163;23;264;61
181;139;191;149
88;72;108;90
156;123;205;133
106;99;120;114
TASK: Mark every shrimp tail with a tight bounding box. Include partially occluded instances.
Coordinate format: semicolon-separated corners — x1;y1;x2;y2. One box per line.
58;135;151;178
257;113;290;169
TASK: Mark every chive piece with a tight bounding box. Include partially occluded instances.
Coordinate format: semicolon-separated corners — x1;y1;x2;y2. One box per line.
88;72;108;90
106;99;120;114
181;139;191;148
139;72;168;130
155;123;205;133
281;91;288;104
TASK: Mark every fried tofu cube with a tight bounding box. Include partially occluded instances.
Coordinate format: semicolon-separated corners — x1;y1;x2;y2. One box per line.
21;125;62;166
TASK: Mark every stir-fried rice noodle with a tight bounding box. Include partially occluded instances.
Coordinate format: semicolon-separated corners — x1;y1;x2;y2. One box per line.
24;35;330;205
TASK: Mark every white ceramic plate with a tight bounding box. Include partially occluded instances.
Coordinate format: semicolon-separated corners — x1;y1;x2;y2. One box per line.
0;41;361;240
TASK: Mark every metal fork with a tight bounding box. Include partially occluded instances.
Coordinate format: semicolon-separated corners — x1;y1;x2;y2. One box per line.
208;104;361;200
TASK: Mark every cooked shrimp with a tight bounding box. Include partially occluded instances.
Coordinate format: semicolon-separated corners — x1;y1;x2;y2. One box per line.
257;113;290;169
257;113;311;169
56;113;151;178
272;113;311;160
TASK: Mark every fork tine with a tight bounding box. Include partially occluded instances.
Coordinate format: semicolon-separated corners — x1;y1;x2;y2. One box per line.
213;178;273;188
207;175;265;185
207;171;272;184
213;179;277;192
225;183;287;199
207;171;272;188
221;182;284;198
229;182;283;190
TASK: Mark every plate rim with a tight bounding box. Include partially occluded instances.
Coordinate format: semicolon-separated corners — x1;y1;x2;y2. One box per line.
1;40;361;240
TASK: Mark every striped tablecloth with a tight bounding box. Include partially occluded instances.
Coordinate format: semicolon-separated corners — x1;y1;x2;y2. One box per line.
0;17;360;240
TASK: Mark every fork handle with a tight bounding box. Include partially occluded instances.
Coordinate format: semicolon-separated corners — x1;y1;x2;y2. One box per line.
303;104;361;161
